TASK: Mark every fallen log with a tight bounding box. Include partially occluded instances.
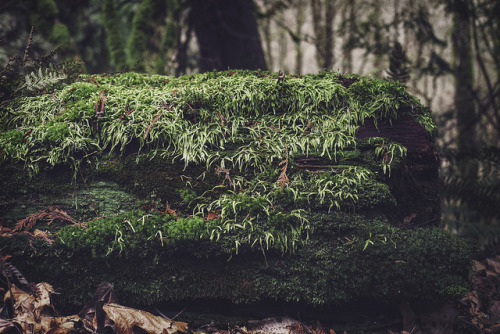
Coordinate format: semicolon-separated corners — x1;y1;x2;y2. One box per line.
0;70;473;320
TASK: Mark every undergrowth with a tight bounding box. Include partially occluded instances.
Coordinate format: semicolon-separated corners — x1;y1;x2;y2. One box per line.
1;70;433;255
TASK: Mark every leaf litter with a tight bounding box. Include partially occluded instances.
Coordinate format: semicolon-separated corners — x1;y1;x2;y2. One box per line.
1;251;500;333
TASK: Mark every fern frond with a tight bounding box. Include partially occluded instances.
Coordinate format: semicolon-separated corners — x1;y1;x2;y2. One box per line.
15;208;78;231
386;42;410;84
20;67;67;93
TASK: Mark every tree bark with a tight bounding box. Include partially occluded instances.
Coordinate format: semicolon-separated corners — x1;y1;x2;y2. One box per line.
294;0;306;74
190;0;267;72
341;0;355;73
452;0;477;178
102;0;127;70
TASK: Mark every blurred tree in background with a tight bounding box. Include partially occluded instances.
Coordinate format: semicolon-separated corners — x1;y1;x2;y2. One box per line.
1;0;499;248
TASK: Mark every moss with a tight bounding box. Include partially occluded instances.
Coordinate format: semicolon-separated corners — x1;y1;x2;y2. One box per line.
43;122;70;145
0;212;473;311
0;70;470;313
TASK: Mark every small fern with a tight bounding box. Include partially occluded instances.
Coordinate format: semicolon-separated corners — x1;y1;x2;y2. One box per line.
19;67;67;93
386;42;410;85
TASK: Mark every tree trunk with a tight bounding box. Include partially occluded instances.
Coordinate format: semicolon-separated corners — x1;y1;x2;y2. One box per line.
341;0;355;73
277;11;288;71
294;0;306;74
324;0;336;69
155;0;180;74
452;0;477;178
102;0;127;70
190;0;267;72
311;0;336;70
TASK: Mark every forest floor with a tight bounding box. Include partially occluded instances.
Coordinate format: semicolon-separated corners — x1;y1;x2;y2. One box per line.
1;253;500;334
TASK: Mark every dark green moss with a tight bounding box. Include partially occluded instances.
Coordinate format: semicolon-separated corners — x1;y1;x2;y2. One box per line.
0;212;473;311
0;70;468;315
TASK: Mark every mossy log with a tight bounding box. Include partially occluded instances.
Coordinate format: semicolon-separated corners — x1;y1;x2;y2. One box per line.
0;71;472;314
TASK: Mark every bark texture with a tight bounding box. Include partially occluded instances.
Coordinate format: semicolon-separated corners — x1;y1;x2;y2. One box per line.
190;0;267;72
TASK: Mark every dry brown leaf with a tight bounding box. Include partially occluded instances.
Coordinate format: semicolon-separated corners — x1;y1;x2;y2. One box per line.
33;229;53;244
33;282;55;319
103;303;188;334
489;300;500;322
4;283;79;334
486;258;500;274
4;284;32;312
0;227;14;237
474;260;486;274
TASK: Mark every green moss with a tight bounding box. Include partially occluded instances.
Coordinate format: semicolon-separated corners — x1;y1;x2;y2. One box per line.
0;70;469;313
43;122;69;145
0;212;473;310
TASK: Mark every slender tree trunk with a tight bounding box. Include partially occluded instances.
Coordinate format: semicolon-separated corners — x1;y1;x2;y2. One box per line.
277;11;288;71
262;15;274;70
155;0;180;74
393;0;399;41
371;0;383;76
294;0;306;74
311;0;336;70
311;0;323;68
175;4;193;76
452;0;477;178
324;0;335;69
127;0;155;71
341;0;355;73
102;0;127;70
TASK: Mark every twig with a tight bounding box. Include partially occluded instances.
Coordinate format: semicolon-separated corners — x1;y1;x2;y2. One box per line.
302;121;312;135
153;306;171;320
144;112;163;140
23;26;34;63
278;144;289;190
171;308;185;321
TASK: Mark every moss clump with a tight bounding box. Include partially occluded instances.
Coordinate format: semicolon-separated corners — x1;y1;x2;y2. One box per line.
0;211;473;311
0;70;470;313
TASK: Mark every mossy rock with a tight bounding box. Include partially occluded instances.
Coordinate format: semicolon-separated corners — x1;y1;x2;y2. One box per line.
0;70;472;314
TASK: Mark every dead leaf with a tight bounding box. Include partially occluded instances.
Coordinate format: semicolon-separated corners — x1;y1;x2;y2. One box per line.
489;300;500;322
486;258;500;274
474;260;486;275
33;282;55;319
315;320;326;334
102;303;188;334
78;282;119;332
4;283;80;334
206;212;220;220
